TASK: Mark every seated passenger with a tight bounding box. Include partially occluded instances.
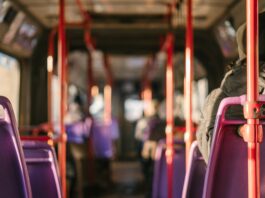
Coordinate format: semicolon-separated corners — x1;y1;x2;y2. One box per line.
196;11;265;163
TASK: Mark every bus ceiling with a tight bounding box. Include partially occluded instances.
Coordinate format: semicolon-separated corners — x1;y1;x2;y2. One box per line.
0;0;253;56
0;0;265;57
10;0;238;29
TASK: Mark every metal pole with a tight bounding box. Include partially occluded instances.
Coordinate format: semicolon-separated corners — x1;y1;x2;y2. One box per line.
244;0;261;197
87;51;94;105
103;54;113;125
47;29;56;132
104;84;112;124
184;0;194;167
165;32;174;198
58;0;67;196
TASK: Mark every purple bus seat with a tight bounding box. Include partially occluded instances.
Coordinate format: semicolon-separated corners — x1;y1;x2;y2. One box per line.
90;120;114;158
22;141;62;198
203;95;265;198
0;96;32;198
182;141;206;198
152;140;186;198
22;140;60;177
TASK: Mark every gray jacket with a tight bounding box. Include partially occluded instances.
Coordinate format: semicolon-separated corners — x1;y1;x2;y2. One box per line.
196;61;265;163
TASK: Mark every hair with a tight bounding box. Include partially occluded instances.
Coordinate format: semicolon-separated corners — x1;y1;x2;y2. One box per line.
237;11;265;61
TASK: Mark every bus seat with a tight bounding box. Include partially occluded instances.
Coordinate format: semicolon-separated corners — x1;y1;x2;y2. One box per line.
22;141;62;198
182;141;206;198
91;122;113;158
0;96;32;198
203;95;265;198
152;140;186;198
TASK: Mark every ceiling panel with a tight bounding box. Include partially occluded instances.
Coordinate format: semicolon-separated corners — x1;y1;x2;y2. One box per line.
15;0;238;28
27;5;82;26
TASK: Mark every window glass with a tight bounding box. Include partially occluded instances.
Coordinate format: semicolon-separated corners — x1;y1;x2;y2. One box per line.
0;52;20;119
215;20;238;58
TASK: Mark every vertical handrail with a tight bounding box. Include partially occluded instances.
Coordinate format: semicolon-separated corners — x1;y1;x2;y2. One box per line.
184;0;194;167
165;32;174;198
243;0;261;198
164;3;175;198
47;29;56;137
104;84;112;124
58;0;67;197
87;52;94;105
103;54;113;125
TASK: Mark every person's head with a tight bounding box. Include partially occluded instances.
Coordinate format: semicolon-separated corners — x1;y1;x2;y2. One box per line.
236;11;265;61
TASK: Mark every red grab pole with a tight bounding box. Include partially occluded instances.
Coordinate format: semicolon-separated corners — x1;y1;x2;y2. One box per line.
103;54;113;124
58;0;67;197
87;52;94;105
242;0;262;197
47;29;56;136
165;32;174;198
184;0;194;167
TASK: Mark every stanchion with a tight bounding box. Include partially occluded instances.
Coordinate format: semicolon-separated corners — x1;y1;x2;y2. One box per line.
241;0;262;197
58;0;67;196
165;33;174;198
184;0;194;167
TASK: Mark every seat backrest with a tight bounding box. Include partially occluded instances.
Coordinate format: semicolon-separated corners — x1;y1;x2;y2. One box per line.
0;96;32;198
91;120;113;158
182;141;206;198
152;140;186;198
203;95;265;198
22;141;62;198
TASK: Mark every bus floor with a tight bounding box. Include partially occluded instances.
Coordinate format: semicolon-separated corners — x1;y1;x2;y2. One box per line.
86;160;146;198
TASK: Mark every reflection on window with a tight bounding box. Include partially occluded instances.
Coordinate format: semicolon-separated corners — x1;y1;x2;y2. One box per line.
216;20;237;58
13;20;38;52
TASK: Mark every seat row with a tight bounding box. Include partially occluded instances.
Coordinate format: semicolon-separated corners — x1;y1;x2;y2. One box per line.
0;96;61;198
152;95;265;198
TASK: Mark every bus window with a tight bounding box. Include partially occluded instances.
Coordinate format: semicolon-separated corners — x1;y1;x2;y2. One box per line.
0;52;20;119
215;20;238;58
13;20;39;53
